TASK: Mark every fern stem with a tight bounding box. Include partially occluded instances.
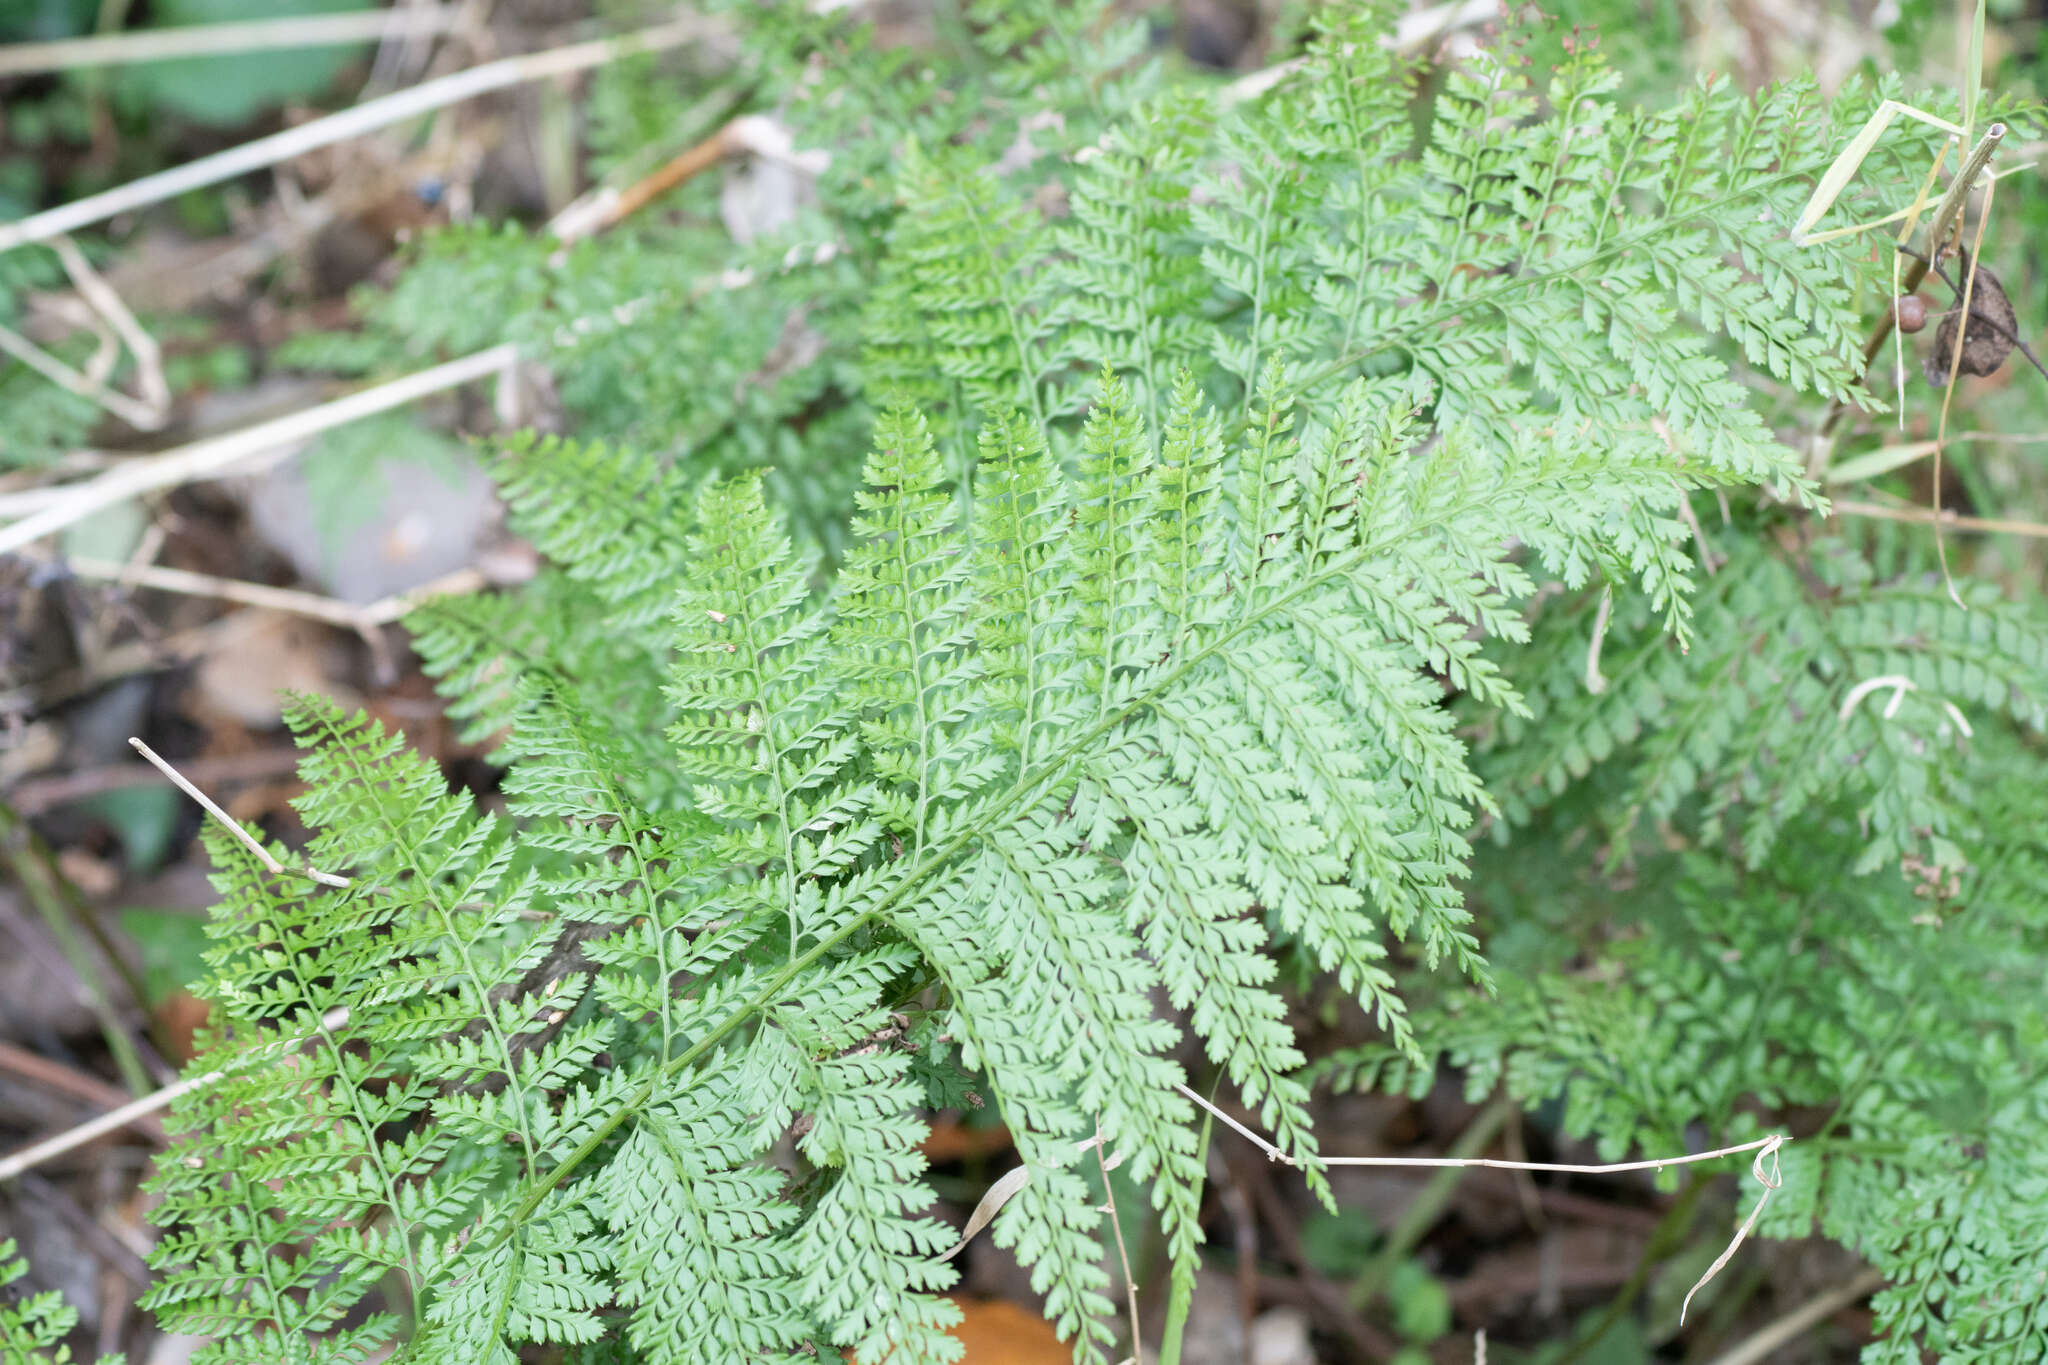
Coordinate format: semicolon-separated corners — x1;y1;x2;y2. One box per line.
1157;1075;1223;1365
952;183;1049;432
1236;178;1281;428
889;488;939;857
500;430;1573;1251
555;700;678;1061
1805;976;1929;1153
726;558;808;960
1430;58;1511;303
1328;42;1382;364
499;917;864;1230
477;1238;525;1360
1518;77;1590;276
1234;389;1289;628
1587;109;1648;253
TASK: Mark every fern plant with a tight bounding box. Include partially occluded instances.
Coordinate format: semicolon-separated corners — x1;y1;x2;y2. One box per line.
18;4;2036;1363
1;1239;110;1364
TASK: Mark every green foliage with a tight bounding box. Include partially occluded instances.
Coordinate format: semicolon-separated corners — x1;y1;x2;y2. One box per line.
0;356;97;468
0;249;99;469
1346;704;2048;1356
0;250;254;470
282;214;875;552
109;0;366;127
0;1238;118;1364
1480;534;2048;876
103;5;2048;1364
1319;532;2048;1356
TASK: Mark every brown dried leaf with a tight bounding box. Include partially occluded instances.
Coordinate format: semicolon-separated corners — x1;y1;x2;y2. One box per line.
946;1296;1068;1363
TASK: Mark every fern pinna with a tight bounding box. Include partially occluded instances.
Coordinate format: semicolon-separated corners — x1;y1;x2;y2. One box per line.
104;6;2048;1364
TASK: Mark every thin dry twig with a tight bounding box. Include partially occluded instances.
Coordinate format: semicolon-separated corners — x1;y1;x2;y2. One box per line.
0;344;517;554
1584;586;1614;692
50;234;169;419
0;19;709;253
0;1082;201;1183
0;1040;167;1142
10;746;304;816
1832;497;2048;540
54;556;489;631
548;115;829;244
0;1007;350;1185
127;739;351;889
1174;1083;1787;1328
0;7;461;76
1837;673;1973;738
548;117;733;242
1174;1084;1783;1177
548;121;735;243
1094;1119;1144;1361
940;1134;1125;1263
1937;429;2048;444
1;107;765;553
0;233;173;438
1676;1147;1781;1325
1928;181;2001;607
362;0;475;94
0;320;165;430
1675;489;1719;575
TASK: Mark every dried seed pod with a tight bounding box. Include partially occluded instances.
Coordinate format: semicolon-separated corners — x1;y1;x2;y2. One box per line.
1924;248;2018;386
1893;294;1928;333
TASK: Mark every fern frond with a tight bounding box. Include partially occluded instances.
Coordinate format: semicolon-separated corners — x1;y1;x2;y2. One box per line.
1052;93;1211;428
488;431;692;629
966;0;1151;126
1483;533;2048;878
601;1051;806;1362
779;982;963;1364
1;1237;111;1364
668;471;861;952
863;142;1057;443
121;9;1982;1361
405;432;688;789
836;404;991;850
